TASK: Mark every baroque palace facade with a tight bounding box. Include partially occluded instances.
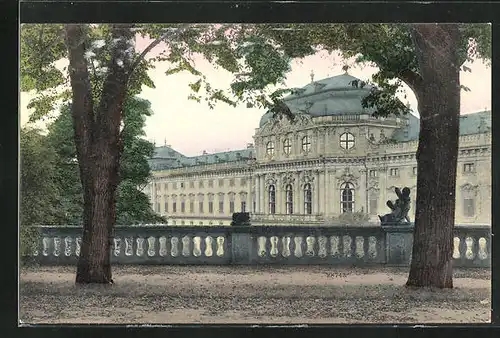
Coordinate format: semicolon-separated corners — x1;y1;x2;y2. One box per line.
145;73;491;226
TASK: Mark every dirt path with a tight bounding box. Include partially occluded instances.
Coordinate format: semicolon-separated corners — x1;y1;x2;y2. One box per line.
19;265;491;324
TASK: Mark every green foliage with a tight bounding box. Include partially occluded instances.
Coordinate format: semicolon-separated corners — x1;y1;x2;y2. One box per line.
41;96;166;225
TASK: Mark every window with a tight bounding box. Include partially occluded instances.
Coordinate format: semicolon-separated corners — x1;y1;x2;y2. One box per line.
340;132;355;150
164;183;168;191
180;182;185;189
302;136;311;153
390;168;399;177
199;180;204;188
199;202;204;213
241;201;246;212
369;170;377;177
266;141;275;156
340;182;355;213
268;185;276;214
304;183;312;215
219;201;224;213
413;167;417;176
464;198;475;217
189;181;195;188
230;201;235;213
208;201;214;213
165;201;168;213
181;202;185;213
218;179;224;187
464;163;475;173
208;180;214;188
285;184;293;214
172;202;177;213
155;203;160;212
173;182;178;189
229;178;235;187
189;201;194;213
283;138;292;155
240;178;247;186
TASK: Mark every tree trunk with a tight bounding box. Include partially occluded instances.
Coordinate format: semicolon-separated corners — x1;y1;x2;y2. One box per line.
65;24;134;284
406;24;461;288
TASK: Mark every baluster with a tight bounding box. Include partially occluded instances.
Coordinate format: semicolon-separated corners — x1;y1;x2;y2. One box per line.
216;236;225;257
270;236;279;257
53;237;61;257
317;236;327;258
355;236;364;258
125;237;133;256
465;237;475;260
330;236;340;256
478;237;488;260
170;237;179;257
281;236;291;257
147;237;156;257
305;236;316;256
368;236;378;259
257;236;267;257
113;237;121;257
75;237;82;256
343;235;352;258
42;237;50;256
182;236;191;257
458;236;467;260
159;236;167;257
193;236;202;257
64;236;73;257
294;236;303;257
136;238;145;256
204;236;213;257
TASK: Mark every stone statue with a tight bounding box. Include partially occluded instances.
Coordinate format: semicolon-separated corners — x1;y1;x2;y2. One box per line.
379;187;411;225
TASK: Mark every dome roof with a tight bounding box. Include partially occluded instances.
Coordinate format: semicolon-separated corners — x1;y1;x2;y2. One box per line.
284;73;374;117
257;73;375;128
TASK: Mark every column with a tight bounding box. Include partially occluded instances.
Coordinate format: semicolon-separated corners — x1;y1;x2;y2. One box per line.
247;173;252;213
255;174;261;213
260;174;266;213
316;129;321;154
359;169;367;213
315;170;320;215
295;171;301;214
324;168;329;216
276;179;282;214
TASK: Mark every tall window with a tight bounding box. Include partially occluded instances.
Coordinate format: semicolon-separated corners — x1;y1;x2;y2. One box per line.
463;163;475;173
181;201;185;213
208;201;213;213
229;178;235;187
340;182;355;213
199;201;204;213
189;201;194;213
240;178;247;186
218;179;224;187
241;201;246;212
389;168;399;177
268;185;276;214
283;138;291;155
340;132;355;150
285;184;293;214
189;181;195;188
302;136;311;152
219;201;224;213
165;201;168;213
199;180;204;188
230;201;235;213
208;180;214;188
172;201;177;213
266;141;275;156
463;189;476;217
304;183;312;215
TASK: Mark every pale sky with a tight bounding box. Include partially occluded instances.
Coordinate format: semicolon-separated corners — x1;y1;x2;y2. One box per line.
20;34;491;157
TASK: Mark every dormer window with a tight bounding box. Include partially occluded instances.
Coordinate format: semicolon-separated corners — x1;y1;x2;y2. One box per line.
283;139;291;155
266;141;275;156
302;136;311;153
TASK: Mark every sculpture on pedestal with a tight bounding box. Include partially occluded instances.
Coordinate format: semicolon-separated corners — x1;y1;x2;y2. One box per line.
379;187;411;225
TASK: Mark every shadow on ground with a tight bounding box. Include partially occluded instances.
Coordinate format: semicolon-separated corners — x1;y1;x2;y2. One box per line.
19;265;491;324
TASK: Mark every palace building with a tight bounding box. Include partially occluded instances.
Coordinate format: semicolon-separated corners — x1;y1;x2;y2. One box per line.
145;73;491;226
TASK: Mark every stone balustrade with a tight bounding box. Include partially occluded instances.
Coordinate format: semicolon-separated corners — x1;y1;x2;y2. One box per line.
27;224;491;268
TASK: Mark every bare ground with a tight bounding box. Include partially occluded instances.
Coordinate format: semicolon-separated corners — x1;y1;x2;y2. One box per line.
19;265;491;324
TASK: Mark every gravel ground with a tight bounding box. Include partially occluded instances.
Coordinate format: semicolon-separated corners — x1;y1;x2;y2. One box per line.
19;265;491;324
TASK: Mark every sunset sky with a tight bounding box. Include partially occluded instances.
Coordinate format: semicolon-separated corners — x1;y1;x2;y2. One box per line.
20;29;491;157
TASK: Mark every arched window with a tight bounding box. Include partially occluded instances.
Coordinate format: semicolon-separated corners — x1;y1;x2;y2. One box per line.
340;182;355;213
285;184;293;214
266;141;275;156
302;135;311;152
304;183;312;215
268;185;276;214
283;138;291;155
340;132;355;150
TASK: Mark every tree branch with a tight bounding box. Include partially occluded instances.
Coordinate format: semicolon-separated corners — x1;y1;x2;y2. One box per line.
398;69;423;94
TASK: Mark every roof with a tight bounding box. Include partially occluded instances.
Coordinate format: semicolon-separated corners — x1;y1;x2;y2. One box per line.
392;110;491;142
149;146;255;171
259;73;375;126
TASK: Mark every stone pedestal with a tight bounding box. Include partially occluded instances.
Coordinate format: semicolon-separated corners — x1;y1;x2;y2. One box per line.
382;224;414;266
